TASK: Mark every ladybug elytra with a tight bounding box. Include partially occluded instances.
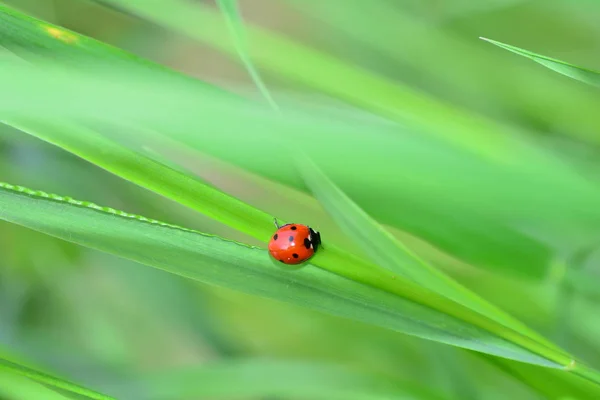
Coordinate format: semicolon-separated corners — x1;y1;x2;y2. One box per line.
268;219;321;265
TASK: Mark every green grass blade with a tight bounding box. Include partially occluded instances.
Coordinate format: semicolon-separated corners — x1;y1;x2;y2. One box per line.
5;118;276;243
82;0;600;279
480;37;600;88
116;359;444;400
216;0;279;110
0;3;223;93
298;157;561;352
0;182;576;368
0;357;114;400
489;356;600;400
0;370;73;400
95;0;548;161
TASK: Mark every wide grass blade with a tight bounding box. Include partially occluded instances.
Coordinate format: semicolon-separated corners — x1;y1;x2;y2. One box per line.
0;182;579;369
0;357;114;400
480;37;600;88
93;0;565;161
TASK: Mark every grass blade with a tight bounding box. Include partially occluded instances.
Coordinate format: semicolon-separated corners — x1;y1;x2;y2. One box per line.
0;182;577;368
216;0;279;110
5;118;276;242
0;357;114;400
298;157;560;352
480;37;600;88
0;370;72;400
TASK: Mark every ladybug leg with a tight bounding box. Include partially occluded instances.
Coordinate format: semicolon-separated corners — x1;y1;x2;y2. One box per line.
273;217;281;228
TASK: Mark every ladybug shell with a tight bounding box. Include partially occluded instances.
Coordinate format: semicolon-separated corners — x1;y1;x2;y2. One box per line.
268;224;321;265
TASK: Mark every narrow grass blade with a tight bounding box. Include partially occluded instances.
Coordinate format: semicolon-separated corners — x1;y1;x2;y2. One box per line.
489;356;600;400
5;118;277;243
0;182;576;368
0;370;73;400
216;0;279;110
298;157;561;352
0;357;114;400
480;37;600;88
0;3;224;93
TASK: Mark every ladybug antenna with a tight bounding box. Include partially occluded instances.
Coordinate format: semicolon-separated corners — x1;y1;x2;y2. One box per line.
273;217;281;228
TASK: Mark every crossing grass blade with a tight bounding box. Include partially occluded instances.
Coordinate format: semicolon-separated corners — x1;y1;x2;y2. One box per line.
215;0;279;110
480;37;600;88
0;182;581;370
0;357;114;400
298;156;560;351
0;370;73;400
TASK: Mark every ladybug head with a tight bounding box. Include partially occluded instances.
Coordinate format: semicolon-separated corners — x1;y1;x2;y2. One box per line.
309;227;321;250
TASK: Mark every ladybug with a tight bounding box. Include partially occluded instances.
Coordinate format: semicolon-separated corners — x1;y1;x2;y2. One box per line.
268;219;321;265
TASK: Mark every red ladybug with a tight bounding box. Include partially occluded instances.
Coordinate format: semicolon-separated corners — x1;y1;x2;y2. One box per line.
268;219;321;265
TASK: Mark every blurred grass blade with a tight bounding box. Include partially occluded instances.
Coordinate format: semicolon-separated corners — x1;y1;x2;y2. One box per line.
96;0;558;161
5;118;277;242
216;0;279;110
0;3;224;92
0;182;579;368
0;357;114;400
117;359;443;400
480;37;600;88
298;157;560;351
0;370;73;400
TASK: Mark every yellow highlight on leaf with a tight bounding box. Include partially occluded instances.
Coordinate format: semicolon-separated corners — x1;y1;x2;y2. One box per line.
43;25;78;44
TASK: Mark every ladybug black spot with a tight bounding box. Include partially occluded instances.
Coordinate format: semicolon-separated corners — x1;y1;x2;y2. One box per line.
304;238;312;249
289;236;294;242
273;234;278;240
292;253;299;258
290;226;297;230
